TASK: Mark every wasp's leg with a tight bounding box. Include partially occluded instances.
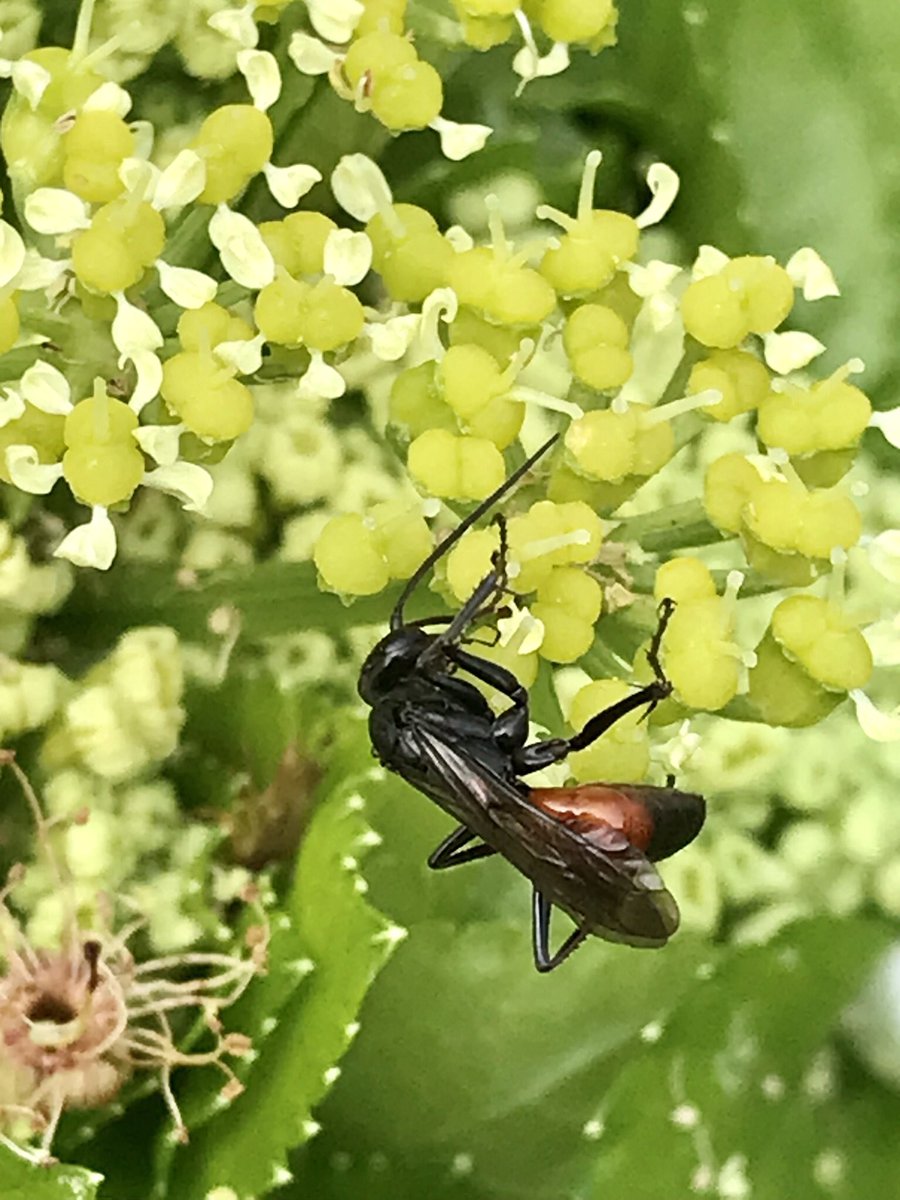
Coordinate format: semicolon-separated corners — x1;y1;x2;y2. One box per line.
491;512;510;595
428;823;498;870
532;890;588;973
419;569;504;664
514;600;677;773
448;646;530;750
421;521;514;661
513;682;669;771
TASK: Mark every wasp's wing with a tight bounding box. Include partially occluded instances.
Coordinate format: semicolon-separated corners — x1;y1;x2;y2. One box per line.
409;720;679;947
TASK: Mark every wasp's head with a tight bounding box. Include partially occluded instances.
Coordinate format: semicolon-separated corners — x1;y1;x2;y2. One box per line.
358;625;434;705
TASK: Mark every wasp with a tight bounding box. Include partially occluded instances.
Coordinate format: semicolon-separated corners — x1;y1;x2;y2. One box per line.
359;436;705;971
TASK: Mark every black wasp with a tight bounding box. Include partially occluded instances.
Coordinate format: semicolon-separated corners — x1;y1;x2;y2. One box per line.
359;436;705;971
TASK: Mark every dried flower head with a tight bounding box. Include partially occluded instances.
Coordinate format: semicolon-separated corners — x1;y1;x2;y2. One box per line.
0;751;267;1164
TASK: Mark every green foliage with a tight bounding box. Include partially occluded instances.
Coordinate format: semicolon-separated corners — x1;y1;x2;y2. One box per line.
589;919;897;1199
0;1154;101;1200
154;730;401;1199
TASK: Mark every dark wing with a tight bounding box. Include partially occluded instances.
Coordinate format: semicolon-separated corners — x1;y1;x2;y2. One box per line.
408;720;679;947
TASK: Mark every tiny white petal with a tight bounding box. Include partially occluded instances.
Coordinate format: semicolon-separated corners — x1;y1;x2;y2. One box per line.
129;120;155;161
133;423;184;467
323;228;372;286
636;162;680;229
209;205;276;289
143;462;214;513
865;529;900;583
307;0;363;43
850;690;900;743
214;333;265;374
785;247;840;300
0;220;25;288
11;59;50;109
298;352;345;400
646;291;679;332
153;150;206;210
497;602;545;655
0;389;25;428
112;293;164;355
512;30;569;90
118;156;160;199
263;161;322;208
5;445;64;494
428;117;493;162
156;261;218;309
331;154;393;222
15;249;69;292
54;507;117;570
367;314;420;361
763;330;826;374
24;188;91;235
869;408;900;451
208;3;259;48
237;48;281;111
288;32;339;75
125;349;164;414
19;361;72;414
862;617;900;668
83;81;132;117
625;259;682;298
692;244;730;279
444;224;474;252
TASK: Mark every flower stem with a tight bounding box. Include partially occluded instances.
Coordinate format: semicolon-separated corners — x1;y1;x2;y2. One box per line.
613;499;728;553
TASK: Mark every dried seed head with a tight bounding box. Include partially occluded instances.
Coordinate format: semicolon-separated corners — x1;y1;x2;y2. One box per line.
0;754;268;1162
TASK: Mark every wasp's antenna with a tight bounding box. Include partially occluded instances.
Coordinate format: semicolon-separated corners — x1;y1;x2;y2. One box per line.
391;434;559;630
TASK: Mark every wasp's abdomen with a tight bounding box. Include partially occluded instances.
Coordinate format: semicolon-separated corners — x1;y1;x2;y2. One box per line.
530;783;705;862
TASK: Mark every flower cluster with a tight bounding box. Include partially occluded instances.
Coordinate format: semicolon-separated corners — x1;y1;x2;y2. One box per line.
0;0;896;1190
0;0;896;984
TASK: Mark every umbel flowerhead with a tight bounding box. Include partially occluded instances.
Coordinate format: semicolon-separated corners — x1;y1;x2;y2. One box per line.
0;751;267;1163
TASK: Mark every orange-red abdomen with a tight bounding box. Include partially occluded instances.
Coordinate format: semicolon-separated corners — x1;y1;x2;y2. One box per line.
530;783;706;863
530;784;655;853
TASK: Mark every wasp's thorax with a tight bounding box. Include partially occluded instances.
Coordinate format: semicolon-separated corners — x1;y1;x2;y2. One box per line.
358;626;434;705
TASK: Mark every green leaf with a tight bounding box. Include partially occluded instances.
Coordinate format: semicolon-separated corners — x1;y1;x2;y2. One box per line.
289;923;709;1200
157;726;401;1200
588;917;895;1199
0;1151;102;1200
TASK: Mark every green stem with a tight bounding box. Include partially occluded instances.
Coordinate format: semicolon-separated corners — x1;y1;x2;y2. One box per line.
163;206;215;273
626;563;785;597
612;498;728;553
